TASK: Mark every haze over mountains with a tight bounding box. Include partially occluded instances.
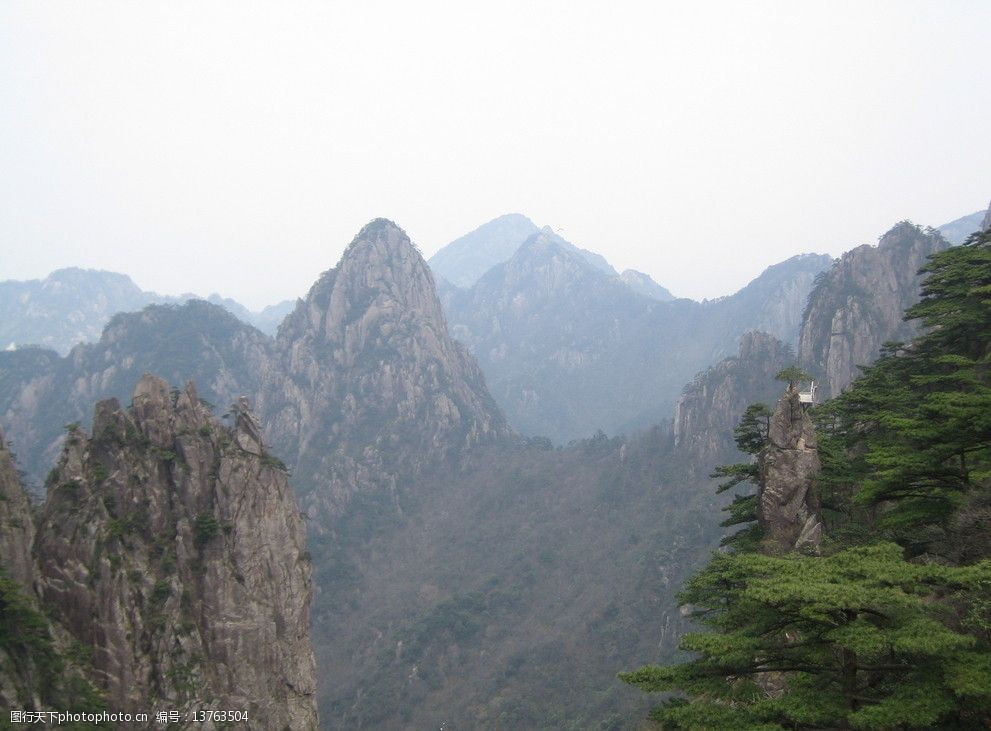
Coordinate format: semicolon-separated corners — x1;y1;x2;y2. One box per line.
0;268;293;354
2;202;986;728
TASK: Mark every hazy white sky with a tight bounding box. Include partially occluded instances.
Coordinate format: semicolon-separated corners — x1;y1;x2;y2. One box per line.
1;1;988;309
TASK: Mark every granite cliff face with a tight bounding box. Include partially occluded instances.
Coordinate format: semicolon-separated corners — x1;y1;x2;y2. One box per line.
673;331;795;470
31;374;316;728
0;427;34;591
262;219;510;519
757;386;823;554
798;222;950;398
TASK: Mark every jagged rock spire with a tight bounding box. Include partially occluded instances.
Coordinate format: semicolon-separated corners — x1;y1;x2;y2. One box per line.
267;219;509;517
33;375;317;729
757;385;823;554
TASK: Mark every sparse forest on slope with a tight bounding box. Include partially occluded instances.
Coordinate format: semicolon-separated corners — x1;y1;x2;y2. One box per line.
622;229;991;729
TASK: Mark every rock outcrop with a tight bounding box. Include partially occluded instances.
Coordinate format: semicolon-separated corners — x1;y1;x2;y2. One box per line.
0;301;275;489
798;222;949;399
32;374;317;728
757;386;823;554
619;269;675;301
0;426;34;590
263;218;510;518
673;331;795;470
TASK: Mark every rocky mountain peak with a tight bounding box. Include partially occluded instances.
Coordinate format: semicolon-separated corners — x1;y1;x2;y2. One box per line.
266;219;510;517
619;269;675;301
32;374;317;728
282;218;449;353
799;222;949;398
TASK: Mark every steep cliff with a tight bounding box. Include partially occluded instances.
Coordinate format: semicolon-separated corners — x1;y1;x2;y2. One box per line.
757;386;823;554
673;331;795;470
261;219;509;520
798;222;950;398
0;301;274;489
32;374;316;728
0;426;34;590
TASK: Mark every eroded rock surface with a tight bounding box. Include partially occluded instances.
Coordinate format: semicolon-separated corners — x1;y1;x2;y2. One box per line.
33;374;317;729
263;218;510;520
799;222;949;398
0;426;34;590
757;386;823;554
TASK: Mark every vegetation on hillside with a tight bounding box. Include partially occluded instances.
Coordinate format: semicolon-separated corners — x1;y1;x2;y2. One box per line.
621;230;991;729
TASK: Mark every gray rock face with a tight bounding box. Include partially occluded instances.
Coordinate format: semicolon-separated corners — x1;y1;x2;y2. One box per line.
983;200;991;232
757;387;823;554
673;331;795;470
799;222;950;399
0;426;34;591
0;301;276;490
33;374;317;729
619;269;675;301
264;219;510;519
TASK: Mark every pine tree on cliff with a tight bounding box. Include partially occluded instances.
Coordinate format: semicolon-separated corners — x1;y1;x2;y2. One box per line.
620;230;991;729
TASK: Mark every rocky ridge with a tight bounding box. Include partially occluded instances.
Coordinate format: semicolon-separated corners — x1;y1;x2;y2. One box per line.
0;426;34;590
443;234;830;440
673;331;795;470
798;222;950;398
24;374;317;728
0;267;292;356
263;219;510;519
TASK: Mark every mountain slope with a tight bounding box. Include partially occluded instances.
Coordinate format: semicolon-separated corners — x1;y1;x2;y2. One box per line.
937;207;987;244
0;301;274;490
263;218;510;519
620;269;675;300
798;221;950;398
0;268;293;355
443;234;830;441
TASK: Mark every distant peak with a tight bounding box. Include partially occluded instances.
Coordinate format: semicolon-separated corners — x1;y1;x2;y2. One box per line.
619;269;675;301
351;218;410;247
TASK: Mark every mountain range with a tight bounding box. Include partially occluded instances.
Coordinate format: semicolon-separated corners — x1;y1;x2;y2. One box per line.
0;267;293;354
1;203;986;728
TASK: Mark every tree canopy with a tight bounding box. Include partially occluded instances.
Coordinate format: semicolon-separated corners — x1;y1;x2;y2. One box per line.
622;230;991;729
